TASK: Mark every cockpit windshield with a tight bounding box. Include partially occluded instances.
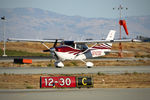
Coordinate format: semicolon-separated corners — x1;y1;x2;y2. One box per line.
61;41;88;51
62;41;75;48
76;44;88;51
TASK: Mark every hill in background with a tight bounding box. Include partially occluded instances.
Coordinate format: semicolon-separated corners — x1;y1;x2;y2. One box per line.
0;8;150;41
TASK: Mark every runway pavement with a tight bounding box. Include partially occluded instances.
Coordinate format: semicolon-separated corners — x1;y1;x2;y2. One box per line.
0;66;150;74
0;88;150;100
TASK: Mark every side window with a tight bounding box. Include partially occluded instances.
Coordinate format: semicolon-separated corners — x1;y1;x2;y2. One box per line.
63;41;75;48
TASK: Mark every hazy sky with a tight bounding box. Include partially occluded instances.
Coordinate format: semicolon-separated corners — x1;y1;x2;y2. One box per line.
0;0;150;18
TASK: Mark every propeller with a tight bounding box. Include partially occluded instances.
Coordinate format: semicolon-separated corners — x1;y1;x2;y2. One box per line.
50;39;59;59
43;49;50;52
42;39;59;60
53;39;58;48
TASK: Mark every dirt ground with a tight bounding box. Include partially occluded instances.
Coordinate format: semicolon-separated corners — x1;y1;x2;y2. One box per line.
0;73;150;89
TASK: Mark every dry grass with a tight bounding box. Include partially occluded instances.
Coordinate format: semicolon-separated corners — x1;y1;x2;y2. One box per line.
0;42;53;53
94;73;150;88
107;42;150;58
0;42;150;67
0;42;150;58
0;73;150;89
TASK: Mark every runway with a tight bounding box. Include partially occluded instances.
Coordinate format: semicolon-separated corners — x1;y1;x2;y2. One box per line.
0;88;150;100
0;66;150;74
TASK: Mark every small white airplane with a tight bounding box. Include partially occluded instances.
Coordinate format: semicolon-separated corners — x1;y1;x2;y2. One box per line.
8;30;140;68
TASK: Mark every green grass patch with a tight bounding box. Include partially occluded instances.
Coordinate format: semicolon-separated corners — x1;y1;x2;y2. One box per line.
97;72;105;76
71;61;78;66
0;49;49;56
26;86;34;89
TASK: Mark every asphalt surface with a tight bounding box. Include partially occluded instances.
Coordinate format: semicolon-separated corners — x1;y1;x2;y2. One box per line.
0;88;150;100
0;66;150;74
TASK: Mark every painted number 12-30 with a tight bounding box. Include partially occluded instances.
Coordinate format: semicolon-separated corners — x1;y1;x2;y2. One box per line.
45;78;71;86
41;76;76;88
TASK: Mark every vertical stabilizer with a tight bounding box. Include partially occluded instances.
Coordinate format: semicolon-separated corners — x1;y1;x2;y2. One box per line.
106;30;116;40
105;30;116;47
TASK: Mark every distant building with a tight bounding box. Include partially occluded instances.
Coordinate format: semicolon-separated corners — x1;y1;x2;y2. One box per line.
137;36;150;42
85;38;93;40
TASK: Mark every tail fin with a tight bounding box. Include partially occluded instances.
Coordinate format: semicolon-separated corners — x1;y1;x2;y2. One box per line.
106;30;116;40
92;30;116;50
104;30;116;47
90;30;116;57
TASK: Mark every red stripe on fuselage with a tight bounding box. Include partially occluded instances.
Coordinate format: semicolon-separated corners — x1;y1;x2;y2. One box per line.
92;46;111;49
55;46;82;53
92;44;111;49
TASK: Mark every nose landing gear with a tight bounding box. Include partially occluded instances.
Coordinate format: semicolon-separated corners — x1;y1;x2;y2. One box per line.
80;59;94;68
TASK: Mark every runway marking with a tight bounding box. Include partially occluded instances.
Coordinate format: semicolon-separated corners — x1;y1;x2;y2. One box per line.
0;88;150;100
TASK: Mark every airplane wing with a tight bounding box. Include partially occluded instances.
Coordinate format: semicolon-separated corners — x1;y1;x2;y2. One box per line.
7;38;63;43
74;39;141;44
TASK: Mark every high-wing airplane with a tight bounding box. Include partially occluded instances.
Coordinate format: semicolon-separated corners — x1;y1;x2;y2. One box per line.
8;30;140;68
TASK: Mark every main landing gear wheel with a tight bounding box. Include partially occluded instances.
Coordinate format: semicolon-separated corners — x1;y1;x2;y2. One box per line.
80;60;94;68
86;62;94;68
54;61;64;68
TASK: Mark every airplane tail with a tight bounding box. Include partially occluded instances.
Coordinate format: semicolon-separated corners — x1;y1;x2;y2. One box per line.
105;30;116;47
89;30;116;57
92;30;116;50
106;30;116;41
